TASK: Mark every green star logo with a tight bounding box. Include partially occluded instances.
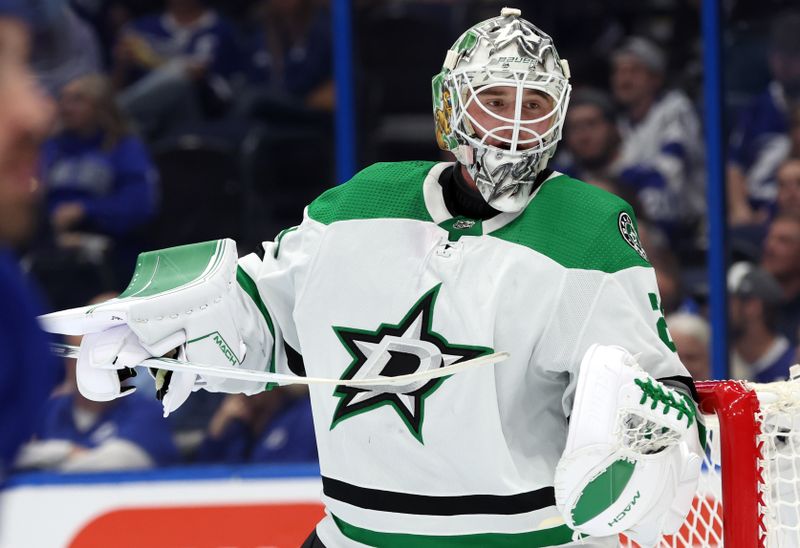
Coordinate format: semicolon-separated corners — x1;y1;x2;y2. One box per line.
330;284;492;443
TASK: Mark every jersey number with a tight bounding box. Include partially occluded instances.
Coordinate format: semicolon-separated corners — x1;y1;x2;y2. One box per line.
648;293;676;352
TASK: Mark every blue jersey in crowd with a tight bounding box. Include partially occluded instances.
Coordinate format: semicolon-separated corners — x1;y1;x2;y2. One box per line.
753;337;798;383
36;392;179;467
196;396;317;464
250;396;317;463
242;11;332;98
41;131;158;237
0;248;59;476
126;10;239;81
728;82;791;212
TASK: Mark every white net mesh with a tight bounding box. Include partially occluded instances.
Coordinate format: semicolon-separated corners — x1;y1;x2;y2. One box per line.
618;413;683;455
618;378;800;548
758;381;800;547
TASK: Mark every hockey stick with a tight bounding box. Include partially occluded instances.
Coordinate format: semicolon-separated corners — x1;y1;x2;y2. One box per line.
51;343;509;388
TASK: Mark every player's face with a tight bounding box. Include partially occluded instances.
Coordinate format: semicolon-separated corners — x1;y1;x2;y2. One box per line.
611;55;661;107
777;160;800;216
762;218;800;281
564;104;618;165
466;86;555;151
0;19;53;246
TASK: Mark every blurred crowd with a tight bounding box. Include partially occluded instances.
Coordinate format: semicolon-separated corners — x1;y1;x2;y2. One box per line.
3;0;800;473
12;0;335;474
550;6;800;385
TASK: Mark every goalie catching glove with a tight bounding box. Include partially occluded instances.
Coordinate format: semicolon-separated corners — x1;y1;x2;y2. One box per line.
554;344;703;546
40;239;275;416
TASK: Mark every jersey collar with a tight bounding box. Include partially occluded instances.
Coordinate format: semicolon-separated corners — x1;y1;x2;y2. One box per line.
423;162;561;234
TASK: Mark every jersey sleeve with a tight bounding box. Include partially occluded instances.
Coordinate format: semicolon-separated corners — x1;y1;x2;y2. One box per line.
533;193;692;417
237;211;326;380
543;264;690;417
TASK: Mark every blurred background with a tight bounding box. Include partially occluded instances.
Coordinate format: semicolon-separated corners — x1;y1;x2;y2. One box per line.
2;0;800;544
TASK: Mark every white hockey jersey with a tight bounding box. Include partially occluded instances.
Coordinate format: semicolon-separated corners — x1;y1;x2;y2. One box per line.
235;161;691;547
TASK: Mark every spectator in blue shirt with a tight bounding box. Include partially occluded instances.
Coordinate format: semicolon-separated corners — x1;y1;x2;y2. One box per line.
761;213;800;347
16;389;178;471
610;37;706;255
728;10;800;226
249;395;316;463
43;73;157;238
40;73;158;285
113;0;240;138
195;387;317;464
14;292;179;472
728;262;798;382
237;0;333;122
729;106;800;261
0;2;59;479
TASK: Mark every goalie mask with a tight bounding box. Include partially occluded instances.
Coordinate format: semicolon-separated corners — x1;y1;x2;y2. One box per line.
432;8;571;212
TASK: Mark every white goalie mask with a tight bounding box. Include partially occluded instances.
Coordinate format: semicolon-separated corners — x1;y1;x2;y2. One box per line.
432;8;571;212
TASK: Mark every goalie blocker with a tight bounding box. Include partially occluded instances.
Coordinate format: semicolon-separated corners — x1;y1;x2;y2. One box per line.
39;239;278;416
554;344;703;546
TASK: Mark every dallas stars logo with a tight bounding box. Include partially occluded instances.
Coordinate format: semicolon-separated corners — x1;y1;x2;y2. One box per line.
330;284;492;443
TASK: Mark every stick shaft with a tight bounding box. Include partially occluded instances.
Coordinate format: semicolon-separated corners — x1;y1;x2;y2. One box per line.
51;343;509;387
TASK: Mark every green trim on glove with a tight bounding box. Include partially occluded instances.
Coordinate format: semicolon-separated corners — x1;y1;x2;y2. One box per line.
119;240;222;299
571;458;636;527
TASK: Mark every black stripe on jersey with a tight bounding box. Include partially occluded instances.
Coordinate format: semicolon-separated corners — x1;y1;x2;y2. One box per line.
322;476;555;516
284;339;306;377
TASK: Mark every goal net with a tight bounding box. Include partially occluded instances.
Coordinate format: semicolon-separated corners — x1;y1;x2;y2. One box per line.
620;378;800;547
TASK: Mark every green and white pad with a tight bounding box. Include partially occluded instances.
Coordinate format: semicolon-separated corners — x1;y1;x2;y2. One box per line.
554;344;703;546
40;239;275;405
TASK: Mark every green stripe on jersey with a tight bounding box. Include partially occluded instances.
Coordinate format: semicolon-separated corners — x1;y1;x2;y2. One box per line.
491;176;651;273
333;515;576;547
120;240;222;299
236;266;278;390
308;161;436;225
273;226;299;258
307;161;650;273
